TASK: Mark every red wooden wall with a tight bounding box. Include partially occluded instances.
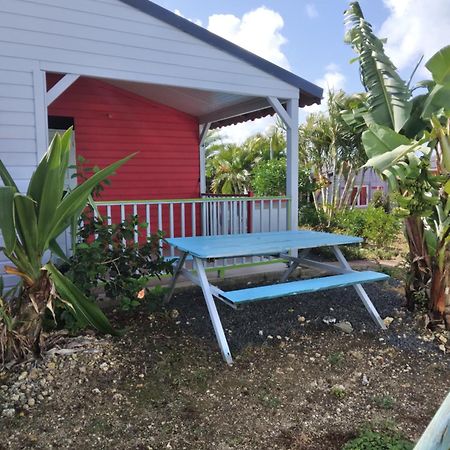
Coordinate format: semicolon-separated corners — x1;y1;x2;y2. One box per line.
47;75;200;202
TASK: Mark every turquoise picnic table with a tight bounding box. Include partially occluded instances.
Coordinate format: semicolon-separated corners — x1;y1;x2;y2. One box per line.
165;230;389;364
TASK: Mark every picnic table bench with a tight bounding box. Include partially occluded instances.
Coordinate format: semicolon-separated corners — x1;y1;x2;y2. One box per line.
165;230;389;365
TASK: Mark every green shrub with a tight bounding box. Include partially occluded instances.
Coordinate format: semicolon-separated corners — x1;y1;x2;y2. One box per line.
62;213;173;313
342;429;413;450
252;158;316;198
298;203;328;229
334;206;401;249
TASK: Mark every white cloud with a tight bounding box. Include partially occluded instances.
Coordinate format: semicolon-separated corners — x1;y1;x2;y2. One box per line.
218;116;277;144
300;63;346;117
305;3;318;19
380;0;450;77
174;8;203;27
207;7;290;69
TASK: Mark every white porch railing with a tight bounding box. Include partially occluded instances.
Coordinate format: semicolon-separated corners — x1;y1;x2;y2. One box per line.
95;196;289;266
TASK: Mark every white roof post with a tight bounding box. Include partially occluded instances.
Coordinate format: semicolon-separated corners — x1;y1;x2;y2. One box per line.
286;98;299;231
267;96;299;231
199;123;211;194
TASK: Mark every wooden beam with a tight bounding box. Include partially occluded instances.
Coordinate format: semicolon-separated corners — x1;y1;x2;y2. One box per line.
199;123;211;193
45;73;80;106
286;98;299;231
267;96;292;129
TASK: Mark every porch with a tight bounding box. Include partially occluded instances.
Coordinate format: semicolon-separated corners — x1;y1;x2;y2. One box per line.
95;195;289;266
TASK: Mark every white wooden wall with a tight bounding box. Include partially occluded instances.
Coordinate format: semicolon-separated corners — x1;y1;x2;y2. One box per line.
0;0;297;99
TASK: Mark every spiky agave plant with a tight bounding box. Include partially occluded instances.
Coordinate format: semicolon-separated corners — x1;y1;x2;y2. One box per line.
0;129;135;361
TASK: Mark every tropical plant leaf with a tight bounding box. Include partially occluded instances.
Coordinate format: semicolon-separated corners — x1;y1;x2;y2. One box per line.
45;262;119;335
361;124;411;159
49;239;69;263
47;152;137;247
37;133;67;252
0;160;18;190
426;45;450;84
14;194;39;263
344;2;411;132
0;187;17;255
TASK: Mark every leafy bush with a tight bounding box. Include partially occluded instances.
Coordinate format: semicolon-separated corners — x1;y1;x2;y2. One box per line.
63;213;173;313
298;203;328;229
333;206;401;249
343;429;413;450
252;158;316;198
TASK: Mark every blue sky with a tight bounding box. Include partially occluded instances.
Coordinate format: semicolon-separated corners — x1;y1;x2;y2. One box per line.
154;0;449;140
156;0;388;94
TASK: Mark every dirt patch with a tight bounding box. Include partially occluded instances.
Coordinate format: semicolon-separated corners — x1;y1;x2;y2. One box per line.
1;280;449;450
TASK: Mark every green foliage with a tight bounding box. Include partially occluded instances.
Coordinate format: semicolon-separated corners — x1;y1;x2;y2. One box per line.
328;351;345;367
334;206;401;249
372;395;396;410
344;2;412;132
299;90;369;221
343;429;413;450
252;158;316;197
330;385;346;398
0;129;135;361
63;213;173;313
345;1;450;317
298;204;328;229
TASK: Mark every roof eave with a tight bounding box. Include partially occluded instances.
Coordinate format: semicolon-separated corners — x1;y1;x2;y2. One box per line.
119;0;323;104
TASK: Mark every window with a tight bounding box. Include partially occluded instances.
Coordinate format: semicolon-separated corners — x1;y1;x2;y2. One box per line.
350;185;368;207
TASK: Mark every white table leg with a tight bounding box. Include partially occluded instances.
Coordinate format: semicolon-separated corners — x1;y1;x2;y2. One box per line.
280;249;310;282
194;257;233;365
332;246;387;330
164;252;188;305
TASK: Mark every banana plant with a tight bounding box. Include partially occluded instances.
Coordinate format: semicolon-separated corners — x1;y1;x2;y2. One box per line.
0;128;135;360
345;2;450;326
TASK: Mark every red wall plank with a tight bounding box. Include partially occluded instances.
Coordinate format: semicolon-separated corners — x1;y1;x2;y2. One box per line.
47;76;200;202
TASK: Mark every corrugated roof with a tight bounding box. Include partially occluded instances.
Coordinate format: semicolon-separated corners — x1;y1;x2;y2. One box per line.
119;0;323;107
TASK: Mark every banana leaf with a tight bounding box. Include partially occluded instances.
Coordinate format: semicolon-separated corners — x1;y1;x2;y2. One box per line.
45;262;119;336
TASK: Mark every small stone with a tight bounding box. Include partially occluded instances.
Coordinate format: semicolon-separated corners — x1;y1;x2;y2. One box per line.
2;408;15;418
361;374;369;386
258;330;263;336
28;368;40;380
323;316;337;325
18;371;28;381
27;398;35;407
439;344;446;353
334;321;353;334
267;335;273;340
138;373;145;379
170;309;179;319
287;353;295;359
350;350;364;360
437;335;448;345
297;316;306;323
383;317;395;327
100;363;109;372
92;388;101;395
47;362;56;370
37;395;44;401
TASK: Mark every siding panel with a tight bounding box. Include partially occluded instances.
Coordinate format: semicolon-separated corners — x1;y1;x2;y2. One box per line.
0;0;298;98
48;76;200;201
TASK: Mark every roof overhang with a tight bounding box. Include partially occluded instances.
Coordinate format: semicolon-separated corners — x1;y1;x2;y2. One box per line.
118;0;323;109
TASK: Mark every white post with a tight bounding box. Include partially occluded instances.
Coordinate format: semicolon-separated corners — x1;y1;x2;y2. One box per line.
199;123;211;194
286;98;299;231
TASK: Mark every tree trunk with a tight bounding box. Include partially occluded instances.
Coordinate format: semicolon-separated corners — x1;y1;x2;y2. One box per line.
15;273;52;358
404;216;431;310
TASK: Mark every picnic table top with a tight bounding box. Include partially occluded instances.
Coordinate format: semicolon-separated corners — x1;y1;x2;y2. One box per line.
165;230;363;259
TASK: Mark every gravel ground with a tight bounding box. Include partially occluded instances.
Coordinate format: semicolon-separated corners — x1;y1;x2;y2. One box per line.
1;274;449;450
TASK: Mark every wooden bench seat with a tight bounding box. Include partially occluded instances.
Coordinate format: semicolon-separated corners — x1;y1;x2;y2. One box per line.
220;270;389;305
